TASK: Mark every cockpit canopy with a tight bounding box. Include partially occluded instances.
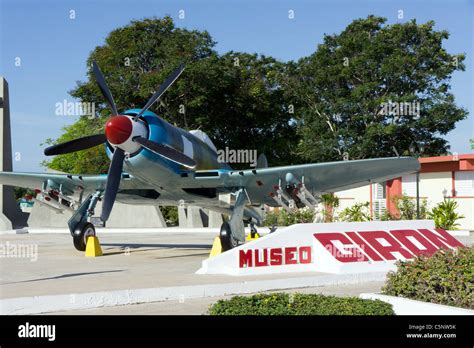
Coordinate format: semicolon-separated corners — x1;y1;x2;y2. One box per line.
189;130;217;153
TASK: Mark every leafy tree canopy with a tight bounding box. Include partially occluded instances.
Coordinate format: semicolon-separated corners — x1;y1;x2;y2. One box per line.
285;15;467;162
45;15;468;174
46;16;297;173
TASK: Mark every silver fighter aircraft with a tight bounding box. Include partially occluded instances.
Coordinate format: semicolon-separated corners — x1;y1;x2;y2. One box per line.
0;63;420;251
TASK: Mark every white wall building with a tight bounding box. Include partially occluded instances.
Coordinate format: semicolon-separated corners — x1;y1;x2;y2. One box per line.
335;154;474;231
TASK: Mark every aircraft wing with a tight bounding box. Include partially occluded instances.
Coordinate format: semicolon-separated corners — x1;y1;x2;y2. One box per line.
0;171;153;194
0;157;419;208
211;156;419;206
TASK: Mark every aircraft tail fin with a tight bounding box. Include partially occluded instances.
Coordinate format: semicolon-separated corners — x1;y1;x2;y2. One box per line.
256;154;268;169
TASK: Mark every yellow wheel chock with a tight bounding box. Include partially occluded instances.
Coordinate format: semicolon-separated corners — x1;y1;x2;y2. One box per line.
85;236;103;257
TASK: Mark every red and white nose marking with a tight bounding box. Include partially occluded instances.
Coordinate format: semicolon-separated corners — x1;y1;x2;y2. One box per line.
105;115;147;154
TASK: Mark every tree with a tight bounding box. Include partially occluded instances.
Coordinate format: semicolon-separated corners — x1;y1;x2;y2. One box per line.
285;16;467;162
45;16;298;173
44;116;110;174
320;193;339;222
176;52;298;167
13;187;35;201
46;16;215;173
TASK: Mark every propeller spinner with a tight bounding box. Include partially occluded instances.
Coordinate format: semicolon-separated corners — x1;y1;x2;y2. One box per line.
44;62;196;222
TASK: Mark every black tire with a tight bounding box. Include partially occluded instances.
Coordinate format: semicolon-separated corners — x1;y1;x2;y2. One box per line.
73;222;96;251
219;222;239;251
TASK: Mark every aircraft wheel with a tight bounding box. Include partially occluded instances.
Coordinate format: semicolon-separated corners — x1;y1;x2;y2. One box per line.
220;222;239;251
73;222;96;251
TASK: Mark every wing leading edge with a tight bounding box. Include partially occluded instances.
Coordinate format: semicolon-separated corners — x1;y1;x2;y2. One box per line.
0;171;152;194
202;157;420;206
0;157;420;208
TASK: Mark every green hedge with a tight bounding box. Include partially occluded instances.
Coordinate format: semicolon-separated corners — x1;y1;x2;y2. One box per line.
263;208;315;227
208;293;394;315
382;246;473;309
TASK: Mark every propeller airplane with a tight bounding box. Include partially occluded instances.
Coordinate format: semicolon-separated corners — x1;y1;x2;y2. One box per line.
0;63;420;251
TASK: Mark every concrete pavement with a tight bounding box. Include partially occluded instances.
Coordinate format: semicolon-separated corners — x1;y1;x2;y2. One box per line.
1;231;471;314
49;281;386;315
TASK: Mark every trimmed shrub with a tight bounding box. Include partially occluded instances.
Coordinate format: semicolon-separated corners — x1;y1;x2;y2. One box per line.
386;195;429;220
208;293;394;315
428;198;465;230
338;202;372;222
382;246;473;309
263;208;315;227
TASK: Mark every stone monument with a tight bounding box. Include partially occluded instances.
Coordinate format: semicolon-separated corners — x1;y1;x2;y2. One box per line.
0;77;27;229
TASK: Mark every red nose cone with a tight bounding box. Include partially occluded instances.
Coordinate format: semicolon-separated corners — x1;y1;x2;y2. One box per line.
105;115;132;144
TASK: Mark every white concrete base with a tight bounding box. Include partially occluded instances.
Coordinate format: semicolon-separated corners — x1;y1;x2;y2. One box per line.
187;206;206;228
447;230;471;236
208;210;224;228
178;206;210;228
0;214;12;230
27;201;167;228
0;228;28;234
178;206;188;228
1;226;273;235
1;272;387;315
27;201;71;228
198;220;465;276
360;293;474;315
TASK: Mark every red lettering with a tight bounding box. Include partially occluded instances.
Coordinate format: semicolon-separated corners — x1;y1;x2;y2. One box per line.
285;247;297;264
239;249;253;268
299;246;312;264
270;248;283;266
254;249;268;267
314;233;368;263
346;231;383;261
389;229;438;256
358;231;413;260
241;246;315;267
417;228;464;249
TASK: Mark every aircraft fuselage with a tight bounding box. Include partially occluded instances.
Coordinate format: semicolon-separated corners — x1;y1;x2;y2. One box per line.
108;109;231;206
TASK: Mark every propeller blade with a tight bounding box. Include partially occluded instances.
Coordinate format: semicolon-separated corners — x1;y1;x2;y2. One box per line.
44;134;107;156
100;147;125;222
92;61;119;116
134;64;185;120
133;136;196;169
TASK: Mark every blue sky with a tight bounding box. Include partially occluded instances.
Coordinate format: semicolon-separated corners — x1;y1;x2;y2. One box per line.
1;0;473;171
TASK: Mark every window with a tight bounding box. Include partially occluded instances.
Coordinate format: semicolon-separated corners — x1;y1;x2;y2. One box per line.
374;182;386;199
402;174;417;197
372;182;386;220
454;171;474;196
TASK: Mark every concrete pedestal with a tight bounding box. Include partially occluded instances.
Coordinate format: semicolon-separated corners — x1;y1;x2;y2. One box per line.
208;210;224;228
178;206;216;228
187;206;207;228
178;206;188;228
27;201;167;229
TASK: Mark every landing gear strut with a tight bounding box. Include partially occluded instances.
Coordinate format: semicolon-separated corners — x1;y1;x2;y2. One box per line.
68;191;101;251
219;188;246;251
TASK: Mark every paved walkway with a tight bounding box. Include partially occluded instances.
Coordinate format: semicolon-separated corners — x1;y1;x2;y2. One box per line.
1;231;470;314
49;281;385;315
